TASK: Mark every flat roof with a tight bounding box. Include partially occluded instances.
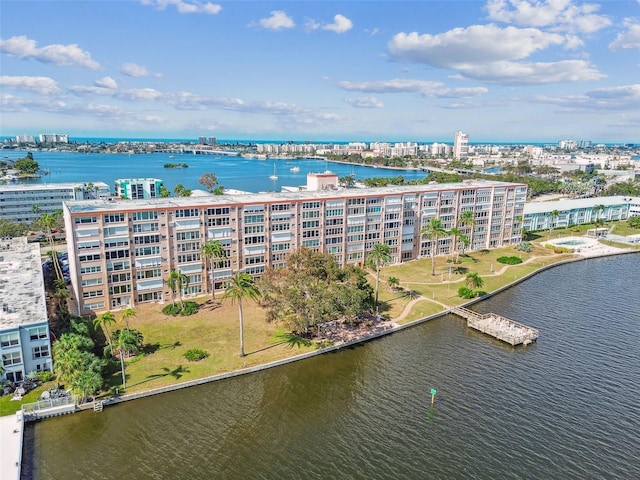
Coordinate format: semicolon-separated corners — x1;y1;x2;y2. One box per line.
65;179;525;214
0;181;109;192
523;195;632;215
0;238;47;329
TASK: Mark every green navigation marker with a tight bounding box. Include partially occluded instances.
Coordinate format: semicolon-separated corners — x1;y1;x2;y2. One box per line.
430;388;437;406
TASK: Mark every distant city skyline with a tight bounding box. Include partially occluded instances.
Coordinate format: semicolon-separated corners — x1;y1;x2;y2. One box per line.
1;1;639;143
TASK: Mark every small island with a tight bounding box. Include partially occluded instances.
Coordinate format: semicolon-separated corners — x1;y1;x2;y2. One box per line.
163;163;189;169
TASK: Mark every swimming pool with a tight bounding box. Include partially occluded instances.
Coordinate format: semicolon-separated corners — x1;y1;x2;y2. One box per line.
556;239;586;246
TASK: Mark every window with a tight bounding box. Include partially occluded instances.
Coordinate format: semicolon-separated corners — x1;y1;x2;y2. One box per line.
133;223;159;233
83;301;106;310
32;345;50;359
135;246;160;256
29;327;48;341
244;214;264;224
175;208;199;217
177;253;200;263
138;292;163;302
244;225;264;234
2;351;22;366
302;201;321;209
137;268;162;279
104;213;125;223
81;278;103;287
79;253;101;262
109;285;132;295
75;216;97;224
105;249;129;259
270;203;290;211
110;273;131;283
176;231;200;240
207;207;230;216
104;239;129;248
302;220;319;229
83;290;104;299
134;234;160;245
132;211;158;221
1;332;19;347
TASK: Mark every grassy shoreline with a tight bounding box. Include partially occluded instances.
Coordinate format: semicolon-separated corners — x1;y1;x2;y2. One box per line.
2;227;639;415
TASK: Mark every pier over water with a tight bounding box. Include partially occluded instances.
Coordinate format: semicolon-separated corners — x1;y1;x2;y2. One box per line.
450;306;539;346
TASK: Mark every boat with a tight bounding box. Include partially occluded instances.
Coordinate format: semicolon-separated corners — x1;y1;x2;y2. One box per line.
290;166;300;173
269;163;278;180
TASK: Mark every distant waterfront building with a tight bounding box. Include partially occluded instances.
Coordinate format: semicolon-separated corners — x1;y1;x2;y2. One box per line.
63;178;526;313
453;131;469;160
114;178;164;200
15;135;35;144
38;134;69;144
0;238;52;383
523;196;632;232
0;182;110;224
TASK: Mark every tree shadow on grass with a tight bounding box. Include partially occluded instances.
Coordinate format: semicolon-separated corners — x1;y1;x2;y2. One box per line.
200;299;223;311
125;365;192;389
142;341;181;355
246;341;287;356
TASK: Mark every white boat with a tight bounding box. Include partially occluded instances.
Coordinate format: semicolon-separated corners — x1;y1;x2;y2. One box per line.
269;163;278;180
290;166;300;173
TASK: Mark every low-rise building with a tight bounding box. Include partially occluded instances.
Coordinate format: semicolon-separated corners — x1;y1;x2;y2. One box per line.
523;196;633;231
0;238;52;383
0;182;110;224
63;178;527;314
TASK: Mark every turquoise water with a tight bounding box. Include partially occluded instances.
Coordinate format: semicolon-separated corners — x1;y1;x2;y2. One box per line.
2;150;428;193
556;240;586;246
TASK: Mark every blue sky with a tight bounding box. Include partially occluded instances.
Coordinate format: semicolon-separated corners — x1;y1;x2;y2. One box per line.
1;1;639;143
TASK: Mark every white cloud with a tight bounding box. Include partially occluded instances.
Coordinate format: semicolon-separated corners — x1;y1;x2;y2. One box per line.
323;14;353;34
534;84;640;111
344;96;384;108
457;59;605;85
0;76;61;95
257;11;295;30
120;63;160;77
388;25;566;68
337;78;488;98
140;0;222;15
69;85;165;101
0;35;100;70
95;77;117;89
1;94;67;113
609;24;640;51
485;0;611;33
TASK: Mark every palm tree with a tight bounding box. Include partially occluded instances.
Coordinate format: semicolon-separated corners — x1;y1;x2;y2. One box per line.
120;307;137;331
167;270;189;309
114;328;144;389
368;243;392;306
465;272;484;290
93;311;116;356
201;240;227;299
421;218;447;276
457;210;476;254
549;209;560;236
593;204;606;237
221;272;260;358
39;212;64;280
387;276;400;290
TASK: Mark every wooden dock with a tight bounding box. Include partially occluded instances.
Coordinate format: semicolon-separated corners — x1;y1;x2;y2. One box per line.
450;306;539;346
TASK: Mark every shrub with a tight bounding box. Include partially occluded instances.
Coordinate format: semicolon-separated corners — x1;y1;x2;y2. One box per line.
497;256;522;265
162;301;200;317
184;348;209;362
39;370;54;382
515;241;532;253
478;249;490;255
458;286;475;299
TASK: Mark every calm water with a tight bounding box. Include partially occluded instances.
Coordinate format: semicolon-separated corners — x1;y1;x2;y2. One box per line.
27;254;640;479
2;150;428;194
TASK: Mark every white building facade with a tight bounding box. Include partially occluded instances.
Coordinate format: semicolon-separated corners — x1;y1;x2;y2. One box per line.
0;238;52;383
63;180;527;314
0;182;110;224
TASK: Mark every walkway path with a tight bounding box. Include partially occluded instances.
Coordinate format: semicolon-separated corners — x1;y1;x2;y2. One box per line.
0;414;22;480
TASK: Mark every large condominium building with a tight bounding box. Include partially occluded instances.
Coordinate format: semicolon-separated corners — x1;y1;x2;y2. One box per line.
0;238;52;383
0;182;110;224
453;131;469;160
63;178;527;314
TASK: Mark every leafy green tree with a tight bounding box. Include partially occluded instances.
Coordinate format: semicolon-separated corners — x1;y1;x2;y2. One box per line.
222;272;261;357
113;328;143;389
387;276;400;290
339;174;356;188
13;155;40;175
260;249;372;336
159;185;171;198
421;218;447;276
201;240;227;299
368;243;392;307
628;216;640;229
70;358;103;402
